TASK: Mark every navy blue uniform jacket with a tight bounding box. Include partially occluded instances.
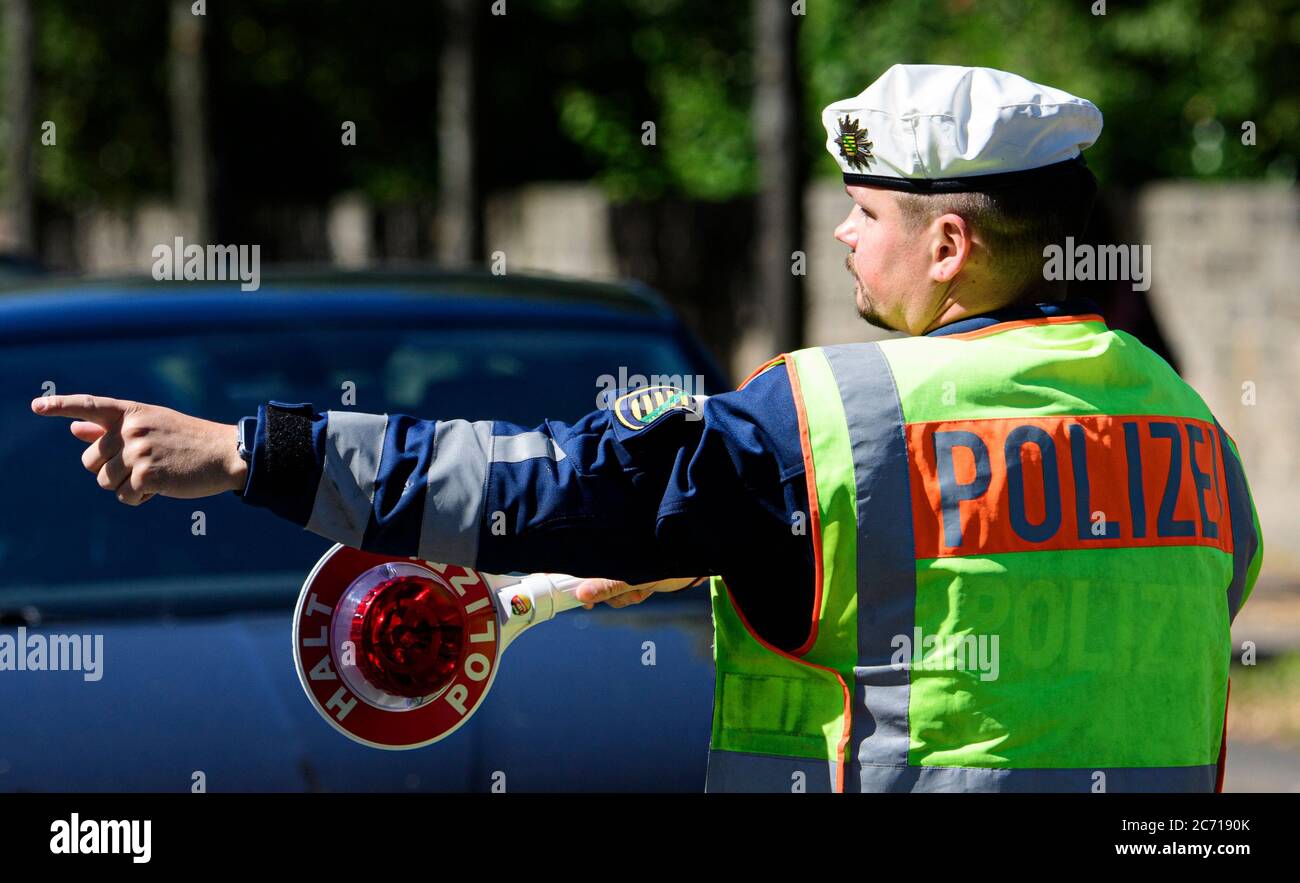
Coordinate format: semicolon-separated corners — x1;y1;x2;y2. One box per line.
237;359;817;651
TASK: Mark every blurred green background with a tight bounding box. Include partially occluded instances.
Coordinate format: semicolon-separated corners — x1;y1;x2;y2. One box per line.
3;0;1295;209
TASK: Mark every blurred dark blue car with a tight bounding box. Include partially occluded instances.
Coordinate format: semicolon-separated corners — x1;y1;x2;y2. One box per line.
0;269;726;792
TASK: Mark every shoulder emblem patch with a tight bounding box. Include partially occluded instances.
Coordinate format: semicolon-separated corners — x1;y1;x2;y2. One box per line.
614;386;698;431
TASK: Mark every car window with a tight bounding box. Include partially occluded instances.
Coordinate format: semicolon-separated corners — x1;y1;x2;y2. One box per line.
0;324;708;617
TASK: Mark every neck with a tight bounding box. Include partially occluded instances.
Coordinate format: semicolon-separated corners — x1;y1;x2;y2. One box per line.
919;289;1011;335
918;282;1064;335
920;299;977;335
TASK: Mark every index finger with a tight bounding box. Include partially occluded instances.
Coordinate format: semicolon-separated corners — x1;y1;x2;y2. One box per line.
31;394;128;425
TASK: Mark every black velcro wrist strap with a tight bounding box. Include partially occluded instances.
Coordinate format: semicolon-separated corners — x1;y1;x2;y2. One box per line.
264;404;317;504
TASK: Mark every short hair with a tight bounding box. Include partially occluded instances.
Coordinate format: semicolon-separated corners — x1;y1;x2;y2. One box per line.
893;163;1098;304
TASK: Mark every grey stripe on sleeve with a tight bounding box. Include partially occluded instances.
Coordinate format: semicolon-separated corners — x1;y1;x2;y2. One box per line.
417;419;493;567
491;431;567;464
306;410;389;549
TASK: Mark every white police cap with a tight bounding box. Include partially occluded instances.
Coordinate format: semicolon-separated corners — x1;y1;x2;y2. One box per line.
822;64;1102;192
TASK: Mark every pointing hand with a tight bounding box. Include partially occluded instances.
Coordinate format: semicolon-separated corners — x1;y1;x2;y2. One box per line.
31;394;247;506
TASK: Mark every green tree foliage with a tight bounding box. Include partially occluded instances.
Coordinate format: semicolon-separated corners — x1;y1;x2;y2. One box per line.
1;0;1294;213
802;0;1299;185
542;0;756;200
18;3;171;206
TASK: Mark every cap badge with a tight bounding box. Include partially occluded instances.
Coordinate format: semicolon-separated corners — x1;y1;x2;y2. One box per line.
835;115;873;171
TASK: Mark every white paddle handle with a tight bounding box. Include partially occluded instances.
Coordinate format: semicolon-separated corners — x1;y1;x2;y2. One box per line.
524;572;586;619
495;572;586;645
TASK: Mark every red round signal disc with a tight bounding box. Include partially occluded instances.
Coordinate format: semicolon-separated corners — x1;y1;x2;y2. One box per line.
293;544;502;749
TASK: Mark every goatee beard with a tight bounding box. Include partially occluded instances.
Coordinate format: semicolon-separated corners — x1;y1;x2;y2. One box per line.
854;288;893;331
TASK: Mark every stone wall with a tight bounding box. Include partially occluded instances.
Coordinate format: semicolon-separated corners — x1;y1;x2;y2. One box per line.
1136;183;1299;583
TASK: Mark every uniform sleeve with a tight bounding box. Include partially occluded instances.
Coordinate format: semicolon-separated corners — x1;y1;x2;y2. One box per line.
1216;422;1264;622
236;367;810;586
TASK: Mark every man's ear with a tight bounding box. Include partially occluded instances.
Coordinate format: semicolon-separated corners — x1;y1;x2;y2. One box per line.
929;213;972;283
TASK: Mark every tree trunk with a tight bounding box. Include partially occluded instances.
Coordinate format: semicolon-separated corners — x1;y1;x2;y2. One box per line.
752;0;805;353
3;0;35;256
169;0;212;243
436;0;482;265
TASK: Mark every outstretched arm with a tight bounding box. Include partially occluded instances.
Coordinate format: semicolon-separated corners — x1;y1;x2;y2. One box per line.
30;384;780;592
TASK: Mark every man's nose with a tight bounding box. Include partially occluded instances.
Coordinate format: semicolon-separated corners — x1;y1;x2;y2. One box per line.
834;216;856;247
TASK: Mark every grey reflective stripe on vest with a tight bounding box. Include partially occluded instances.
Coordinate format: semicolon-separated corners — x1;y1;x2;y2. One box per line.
417;419;494;567
307;410;389;548
706;749;837;793
707;750;1213;792
854;762;1217;793
1216;423;1259;624
821;343;917;786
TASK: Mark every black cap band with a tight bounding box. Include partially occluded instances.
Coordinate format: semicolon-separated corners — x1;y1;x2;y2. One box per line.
843;155;1089;193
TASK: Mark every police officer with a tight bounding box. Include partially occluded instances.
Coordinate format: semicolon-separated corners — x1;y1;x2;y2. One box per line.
34;64;1262;793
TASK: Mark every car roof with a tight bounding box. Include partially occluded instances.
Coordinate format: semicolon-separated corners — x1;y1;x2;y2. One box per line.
0;266;681;343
